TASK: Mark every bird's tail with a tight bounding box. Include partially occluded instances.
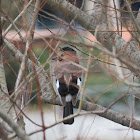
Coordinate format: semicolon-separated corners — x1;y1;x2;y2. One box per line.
63;101;74;125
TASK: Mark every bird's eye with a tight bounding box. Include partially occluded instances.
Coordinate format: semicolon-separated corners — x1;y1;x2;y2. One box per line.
58;58;62;61
58;54;64;61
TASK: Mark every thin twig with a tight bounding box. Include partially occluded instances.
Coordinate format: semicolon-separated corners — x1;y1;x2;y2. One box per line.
1;10;25;42
78;48;92;112
0;111;30;140
4;0;33;36
14;0;40;98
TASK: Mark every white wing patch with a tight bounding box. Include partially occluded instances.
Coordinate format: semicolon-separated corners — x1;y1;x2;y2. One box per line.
72;77;82;106
56;80;59;89
77;78;81;86
54;79;66;106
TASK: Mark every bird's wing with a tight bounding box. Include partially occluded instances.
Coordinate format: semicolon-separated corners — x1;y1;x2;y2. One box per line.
72;77;82;106
53;61;82;106
53;76;66;106
54;62;82;79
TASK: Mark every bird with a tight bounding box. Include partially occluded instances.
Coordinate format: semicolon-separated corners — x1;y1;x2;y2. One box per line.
52;47;82;125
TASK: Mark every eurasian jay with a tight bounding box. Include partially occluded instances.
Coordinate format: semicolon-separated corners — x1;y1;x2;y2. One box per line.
52;47;82;125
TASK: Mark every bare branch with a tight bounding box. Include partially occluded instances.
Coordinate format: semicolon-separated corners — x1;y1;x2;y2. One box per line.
0;123;8;140
0;110;30;140
4;38;52;102
4;0;33;36
42;95;140;131
44;0;97;31
123;0;140;35
14;0;41;95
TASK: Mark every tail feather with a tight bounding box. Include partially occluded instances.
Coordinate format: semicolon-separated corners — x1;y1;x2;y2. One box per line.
63;101;74;125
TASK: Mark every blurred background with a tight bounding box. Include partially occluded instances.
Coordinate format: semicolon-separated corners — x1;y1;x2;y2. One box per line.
2;0;140;139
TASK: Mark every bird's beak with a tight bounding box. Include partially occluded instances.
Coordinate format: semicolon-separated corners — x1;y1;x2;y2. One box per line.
52;56;57;60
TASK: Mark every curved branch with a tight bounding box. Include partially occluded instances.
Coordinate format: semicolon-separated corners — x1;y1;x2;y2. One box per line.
44;0;97;31
42;95;140;131
4;38;52;99
0;111;30;140
0;123;8;140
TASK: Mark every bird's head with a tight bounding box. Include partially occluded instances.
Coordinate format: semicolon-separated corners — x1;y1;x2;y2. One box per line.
52;47;78;63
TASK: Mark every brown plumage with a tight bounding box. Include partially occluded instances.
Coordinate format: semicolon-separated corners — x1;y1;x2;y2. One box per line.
54;50;82;85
